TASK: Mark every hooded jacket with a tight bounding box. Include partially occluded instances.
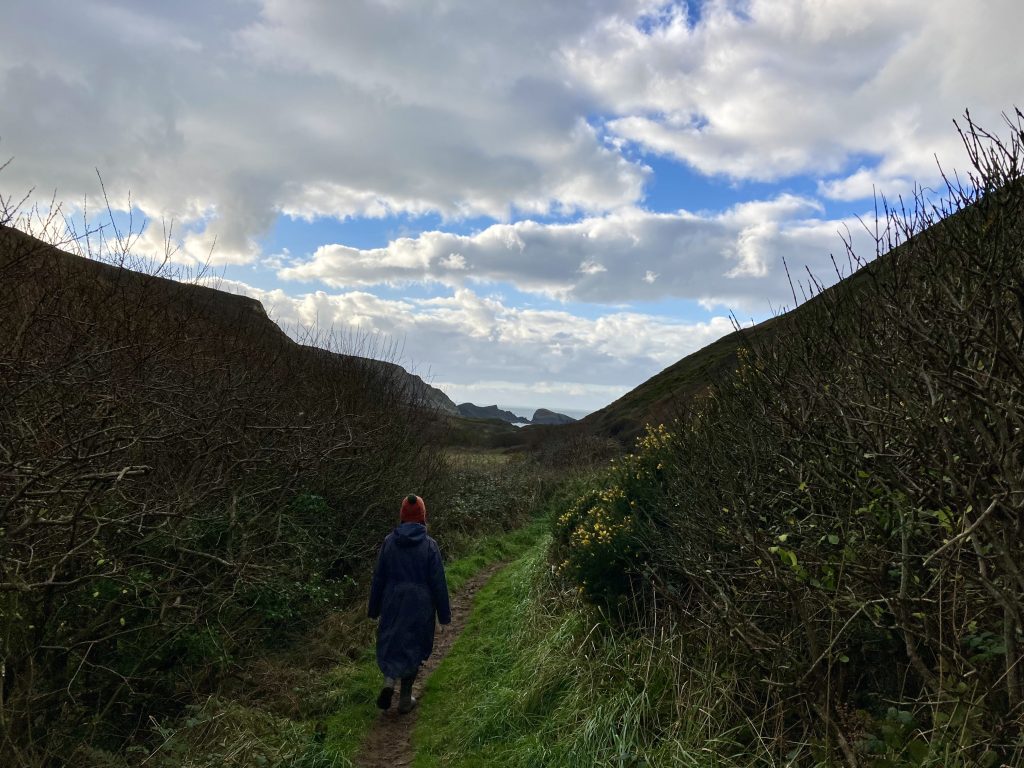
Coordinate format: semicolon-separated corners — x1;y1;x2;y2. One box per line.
368;521;452;679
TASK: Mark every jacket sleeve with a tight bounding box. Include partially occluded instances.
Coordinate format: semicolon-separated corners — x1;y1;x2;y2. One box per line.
428;541;452;625
367;540;388;619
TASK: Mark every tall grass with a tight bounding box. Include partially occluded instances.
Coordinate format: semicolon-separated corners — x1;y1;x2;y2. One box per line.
415;533;759;768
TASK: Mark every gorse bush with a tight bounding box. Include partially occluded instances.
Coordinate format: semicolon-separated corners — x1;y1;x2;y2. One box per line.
552;425;676;609
552;112;1024;766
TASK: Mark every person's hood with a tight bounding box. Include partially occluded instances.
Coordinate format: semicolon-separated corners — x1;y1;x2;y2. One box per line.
393;521;427;547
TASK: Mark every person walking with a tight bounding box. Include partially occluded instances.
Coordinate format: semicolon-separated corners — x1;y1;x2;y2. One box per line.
368;493;451;714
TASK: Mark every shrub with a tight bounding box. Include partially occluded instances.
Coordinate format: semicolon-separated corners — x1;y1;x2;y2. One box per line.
0;198;448;763
552;425;676;610
551;111;1024;766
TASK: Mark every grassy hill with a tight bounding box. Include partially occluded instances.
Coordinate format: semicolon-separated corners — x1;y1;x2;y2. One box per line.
576;229;904;444
578;320;779;442
0;223;459;413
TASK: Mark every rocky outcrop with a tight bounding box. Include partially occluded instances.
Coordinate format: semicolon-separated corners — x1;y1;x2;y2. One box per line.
356;358;458;415
530;408;576;425
453;403;576;426
455;403;526;423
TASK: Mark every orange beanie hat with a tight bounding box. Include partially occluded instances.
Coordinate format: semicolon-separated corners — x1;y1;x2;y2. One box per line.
400;494;427;524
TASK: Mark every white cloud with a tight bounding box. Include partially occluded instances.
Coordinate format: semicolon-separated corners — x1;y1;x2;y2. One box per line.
0;0;649;264
439;253;467;270
278;195;869;311
208;278;740;411
817;168;914;202
569;0;1023;194
578;259;608;275
0;0;1015;268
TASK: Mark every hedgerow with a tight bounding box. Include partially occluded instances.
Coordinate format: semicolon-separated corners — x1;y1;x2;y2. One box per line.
0;203;453;764
551;112;1024;766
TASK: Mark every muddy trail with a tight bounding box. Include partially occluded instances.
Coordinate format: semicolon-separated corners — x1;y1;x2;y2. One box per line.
353;561;504;768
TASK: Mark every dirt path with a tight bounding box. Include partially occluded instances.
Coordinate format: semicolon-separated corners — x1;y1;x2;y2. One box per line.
353;562;504;768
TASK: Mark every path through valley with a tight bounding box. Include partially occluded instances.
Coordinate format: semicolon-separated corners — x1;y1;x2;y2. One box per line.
353;562;504;767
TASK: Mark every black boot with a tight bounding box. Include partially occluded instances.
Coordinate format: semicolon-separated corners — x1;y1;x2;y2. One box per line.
376;677;396;710
398;673;418;714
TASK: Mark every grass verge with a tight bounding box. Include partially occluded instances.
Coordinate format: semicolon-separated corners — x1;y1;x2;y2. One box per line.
412;535;750;768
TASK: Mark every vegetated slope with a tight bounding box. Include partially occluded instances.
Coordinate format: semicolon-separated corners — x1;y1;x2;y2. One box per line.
550;116;1024;766
578;258;887;444
443;414;525;448
0;223;453;764
0;223;458;414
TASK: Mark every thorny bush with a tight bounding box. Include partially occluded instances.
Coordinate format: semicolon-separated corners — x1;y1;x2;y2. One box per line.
552;112;1024;767
0;197;448;765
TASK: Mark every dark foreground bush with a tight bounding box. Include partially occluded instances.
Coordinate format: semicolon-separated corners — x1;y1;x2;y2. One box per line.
553;112;1024;766
0;209;447;765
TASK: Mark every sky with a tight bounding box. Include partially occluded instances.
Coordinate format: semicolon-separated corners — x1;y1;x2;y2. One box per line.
1;0;1021;416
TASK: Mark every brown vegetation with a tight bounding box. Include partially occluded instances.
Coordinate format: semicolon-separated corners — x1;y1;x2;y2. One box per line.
0;205;448;764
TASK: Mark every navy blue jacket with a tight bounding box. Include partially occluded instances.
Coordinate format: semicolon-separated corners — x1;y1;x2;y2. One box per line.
368;522;451;679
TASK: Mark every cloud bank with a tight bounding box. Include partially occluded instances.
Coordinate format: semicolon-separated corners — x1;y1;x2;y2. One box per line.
279;196;873;311
571;0;1023;194
3;0;1019;263
210;279;739;411
1;0;1018;411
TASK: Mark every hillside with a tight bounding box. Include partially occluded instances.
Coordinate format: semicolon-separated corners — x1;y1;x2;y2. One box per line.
0;224;458;415
577;248;886;443
578;321;778;441
577;168;1023;446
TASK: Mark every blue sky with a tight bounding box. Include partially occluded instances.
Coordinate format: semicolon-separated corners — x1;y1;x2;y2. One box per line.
1;0;1020;414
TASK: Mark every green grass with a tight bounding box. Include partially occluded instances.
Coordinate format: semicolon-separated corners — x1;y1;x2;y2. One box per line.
412;541;552;768
320;647;387;763
443;516;548;592
412;536;751;768
320;516;550;765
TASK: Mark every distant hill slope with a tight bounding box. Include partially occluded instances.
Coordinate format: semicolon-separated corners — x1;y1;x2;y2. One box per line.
0;224;458;416
372;360;457;415
577;246;890;444
442;414;525;448
456;403;526;422
578;320;781;442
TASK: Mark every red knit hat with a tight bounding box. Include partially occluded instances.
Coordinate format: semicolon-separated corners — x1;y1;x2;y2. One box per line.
400;494;427;524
